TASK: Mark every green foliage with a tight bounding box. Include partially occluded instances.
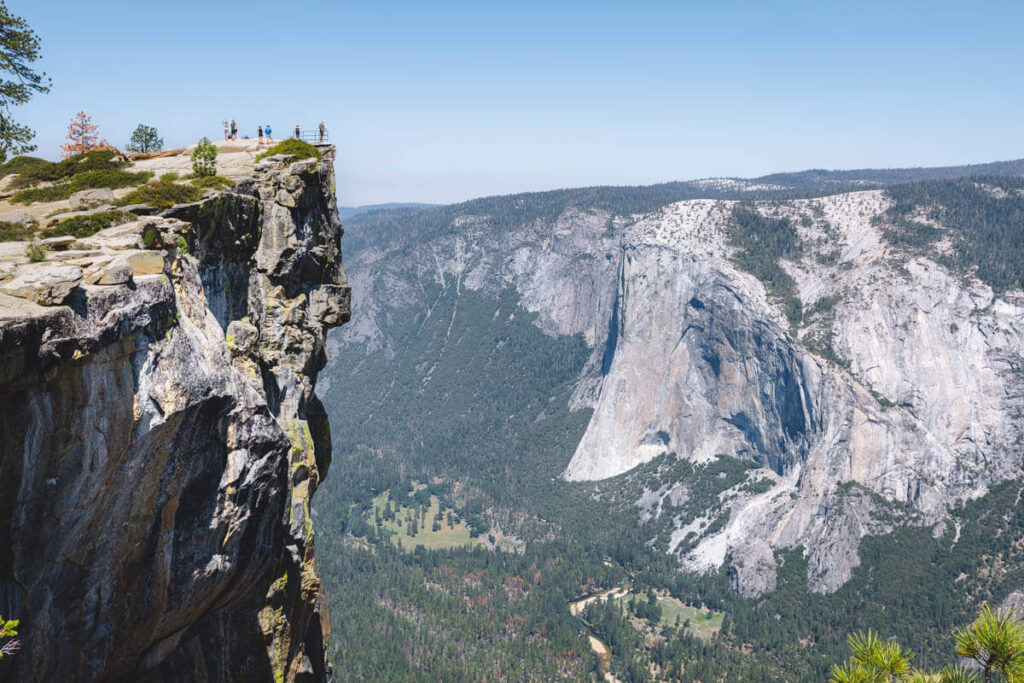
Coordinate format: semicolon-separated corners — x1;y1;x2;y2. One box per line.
9;184;73;203
0;2;51;160
25;240;44;261
0;220;32;241
0;154;44;179
881;177;1024;293
256;138;321;163
190;137;217;177
953;604;1024;681
40;210;132;239
831;629;915;681
0;615;19;658
829;608;1024;683
159;172;179;182
9;168;153;204
190;174;235;191
726;204;804;328
938;665;982;683
126;123;162;154
11;149;122;187
117;180;201;208
65;168;153;191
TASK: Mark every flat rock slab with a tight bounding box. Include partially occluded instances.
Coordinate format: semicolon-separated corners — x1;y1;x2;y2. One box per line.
40;236;76;250
126;251;164;275
0;264;83;305
69;188;115;210
0;211;32;224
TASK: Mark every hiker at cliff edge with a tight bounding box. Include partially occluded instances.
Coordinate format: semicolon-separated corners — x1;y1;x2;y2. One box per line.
230;119;237;140
318;120;326;142
265;124;273;143
257;125;264;144
295;123;301;139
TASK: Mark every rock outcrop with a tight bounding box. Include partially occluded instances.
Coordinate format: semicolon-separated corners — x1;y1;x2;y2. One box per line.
0;146;348;681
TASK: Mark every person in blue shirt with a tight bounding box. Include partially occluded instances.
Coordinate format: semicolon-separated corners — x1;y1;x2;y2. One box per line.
265;124;273;143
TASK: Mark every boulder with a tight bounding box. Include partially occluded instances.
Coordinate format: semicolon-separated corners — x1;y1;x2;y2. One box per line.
0;264;83;305
96;257;133;285
69;188;115;210
288;159;317;176
226;319;258;355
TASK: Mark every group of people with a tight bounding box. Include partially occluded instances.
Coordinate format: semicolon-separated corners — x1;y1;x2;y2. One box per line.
221;119;328;144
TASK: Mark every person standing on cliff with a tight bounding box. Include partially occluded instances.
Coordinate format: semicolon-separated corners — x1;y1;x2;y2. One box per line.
265;124;273;143
223;119;229;141
257;125;264;145
230;119;238;140
294;123;301;139
318;119;326;142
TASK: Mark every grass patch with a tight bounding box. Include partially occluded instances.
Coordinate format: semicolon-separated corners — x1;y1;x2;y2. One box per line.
116;180;202;209
0;221;35;241
614;591;724;641
190;175;235;191
653;596;723;640
364;490;485;553
256;138;321;163
40;210;134;239
159;172;179;182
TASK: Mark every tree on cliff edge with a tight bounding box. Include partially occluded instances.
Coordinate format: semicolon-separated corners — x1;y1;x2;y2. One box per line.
61;111;100;158
0;1;51;162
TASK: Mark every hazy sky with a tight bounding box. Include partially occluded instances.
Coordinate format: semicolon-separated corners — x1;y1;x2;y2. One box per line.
14;0;1024;205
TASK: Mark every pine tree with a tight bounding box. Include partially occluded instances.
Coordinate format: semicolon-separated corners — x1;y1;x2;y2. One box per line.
61;111;99;158
0;2;51;161
126;123;162;154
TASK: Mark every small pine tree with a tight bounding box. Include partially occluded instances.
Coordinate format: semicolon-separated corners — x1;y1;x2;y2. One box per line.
0;615;19;659
61;111;99;158
190;137;217;177
126;124;163;154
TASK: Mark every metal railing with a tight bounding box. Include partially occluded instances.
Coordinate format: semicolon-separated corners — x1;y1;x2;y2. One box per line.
292;130;330;143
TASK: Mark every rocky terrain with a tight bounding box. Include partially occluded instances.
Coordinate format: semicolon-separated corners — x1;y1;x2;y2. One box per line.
330;172;1024;596
0;142;348;681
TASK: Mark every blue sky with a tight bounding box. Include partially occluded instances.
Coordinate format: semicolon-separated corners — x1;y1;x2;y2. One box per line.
13;0;1024;205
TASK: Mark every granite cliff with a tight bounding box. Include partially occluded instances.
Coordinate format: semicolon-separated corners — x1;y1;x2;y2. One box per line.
0;142;348;681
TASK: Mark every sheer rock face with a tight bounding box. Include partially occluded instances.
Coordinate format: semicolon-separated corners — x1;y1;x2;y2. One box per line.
0;147;349;682
336;191;1024;597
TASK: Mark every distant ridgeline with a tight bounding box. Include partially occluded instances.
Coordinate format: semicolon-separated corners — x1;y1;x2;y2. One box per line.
316;158;1024;680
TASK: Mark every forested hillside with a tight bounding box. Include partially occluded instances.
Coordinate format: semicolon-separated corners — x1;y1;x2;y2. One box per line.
316;161;1024;680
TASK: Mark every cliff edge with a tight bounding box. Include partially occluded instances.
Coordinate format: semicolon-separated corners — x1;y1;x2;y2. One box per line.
0;143;349;681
